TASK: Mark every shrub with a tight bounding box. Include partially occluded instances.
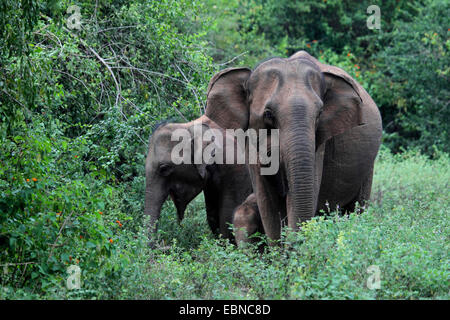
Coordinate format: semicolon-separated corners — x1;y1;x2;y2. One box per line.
0;0;214;298
367;0;449;154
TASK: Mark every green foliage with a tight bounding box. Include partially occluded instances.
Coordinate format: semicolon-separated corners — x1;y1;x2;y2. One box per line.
0;0;213;297
0;117;121;294
4;150;448;299
367;0;449;153
237;0;422;54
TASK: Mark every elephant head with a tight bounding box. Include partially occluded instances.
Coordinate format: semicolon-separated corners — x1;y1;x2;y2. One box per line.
145;119;212;237
205;51;365;241
232;193;263;246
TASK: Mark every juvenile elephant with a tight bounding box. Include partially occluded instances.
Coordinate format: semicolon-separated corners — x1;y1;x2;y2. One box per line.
232;194;263;246
205;51;382;242
145;115;252;242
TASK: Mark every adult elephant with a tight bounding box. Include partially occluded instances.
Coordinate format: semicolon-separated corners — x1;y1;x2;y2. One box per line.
145;115;252;242
205;51;382;242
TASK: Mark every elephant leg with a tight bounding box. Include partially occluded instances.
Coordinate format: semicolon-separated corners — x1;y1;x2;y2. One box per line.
207;213;220;236
204;188;221;236
249;164;283;243
219;207;236;241
342;165;374;214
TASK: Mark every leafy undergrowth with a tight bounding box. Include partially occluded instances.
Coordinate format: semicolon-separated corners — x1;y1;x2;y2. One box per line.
4;148;447;300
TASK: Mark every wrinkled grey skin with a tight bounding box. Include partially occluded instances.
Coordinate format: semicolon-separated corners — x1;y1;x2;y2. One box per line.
205;51;382;243
145;115;253;243
232;194;263;245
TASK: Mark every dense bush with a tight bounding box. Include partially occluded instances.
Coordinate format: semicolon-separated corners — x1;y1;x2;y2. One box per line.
367;0;449;153
0;0;213;296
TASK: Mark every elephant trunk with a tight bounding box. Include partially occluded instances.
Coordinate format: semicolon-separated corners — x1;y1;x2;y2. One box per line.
144;175;169;239
283;116;316;231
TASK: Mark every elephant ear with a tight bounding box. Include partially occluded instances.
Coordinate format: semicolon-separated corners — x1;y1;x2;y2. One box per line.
188;123;214;180
205;67;251;130
316;65;364;147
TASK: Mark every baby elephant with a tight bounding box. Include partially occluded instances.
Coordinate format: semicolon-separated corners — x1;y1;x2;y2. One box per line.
232;194;264;246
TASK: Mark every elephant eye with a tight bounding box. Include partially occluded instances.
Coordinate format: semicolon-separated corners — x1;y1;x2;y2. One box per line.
159;163;173;176
264;109;273;120
263;109;275;128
